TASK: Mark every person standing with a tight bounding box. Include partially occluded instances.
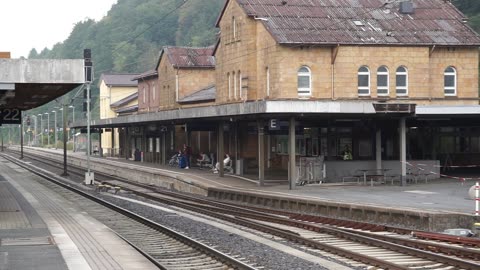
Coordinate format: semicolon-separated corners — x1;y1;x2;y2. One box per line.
183;144;192;169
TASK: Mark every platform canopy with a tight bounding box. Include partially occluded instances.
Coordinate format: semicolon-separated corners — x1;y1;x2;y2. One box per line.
0;59;85;110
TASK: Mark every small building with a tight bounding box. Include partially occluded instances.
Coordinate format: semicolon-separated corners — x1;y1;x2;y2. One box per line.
98;73;140;156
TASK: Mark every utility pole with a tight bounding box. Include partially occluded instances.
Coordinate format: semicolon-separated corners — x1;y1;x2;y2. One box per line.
84;49;94;185
52;110;57;149
45;112;50;147
62;100;68;176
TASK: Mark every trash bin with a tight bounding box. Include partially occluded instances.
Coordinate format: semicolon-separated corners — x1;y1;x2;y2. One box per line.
236;159;244;175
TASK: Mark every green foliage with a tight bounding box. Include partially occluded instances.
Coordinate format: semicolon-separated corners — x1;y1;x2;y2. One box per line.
26;0;480;118
26;0;224;119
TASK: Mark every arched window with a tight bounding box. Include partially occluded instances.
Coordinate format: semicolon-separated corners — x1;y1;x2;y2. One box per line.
357;66;370;96
238;70;242;100
232;16;237;40
377;66;389;96
297;66;311;96
227;73;231;100
233;71;237;99
152;82;156;101
444;66;456;96
396;66;408;96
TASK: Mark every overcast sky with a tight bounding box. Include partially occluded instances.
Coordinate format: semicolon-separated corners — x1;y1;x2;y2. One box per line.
0;0;117;58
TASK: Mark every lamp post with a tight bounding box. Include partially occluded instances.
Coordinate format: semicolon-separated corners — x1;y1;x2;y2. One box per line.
38;114;43;146
44;112;50;147
31;115;37;146
52;110;57;149
69;105;75;151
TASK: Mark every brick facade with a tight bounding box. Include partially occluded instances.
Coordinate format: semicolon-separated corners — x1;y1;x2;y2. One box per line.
215;1;479;106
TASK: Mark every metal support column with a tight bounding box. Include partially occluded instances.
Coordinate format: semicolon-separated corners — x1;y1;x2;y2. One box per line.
111;127;115;157
99;130;103;157
218;122;224;177
289;117;296;190
400;117;407;186
20;113;24;159
124;128;129;159
162;131;166;165
376;129;382;171
257;120;265;186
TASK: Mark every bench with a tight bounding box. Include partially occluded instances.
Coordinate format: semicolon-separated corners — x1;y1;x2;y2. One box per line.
342;176;361;184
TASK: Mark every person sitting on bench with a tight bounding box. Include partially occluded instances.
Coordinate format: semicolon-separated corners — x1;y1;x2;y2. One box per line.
196;152;211;168
213;154;231;173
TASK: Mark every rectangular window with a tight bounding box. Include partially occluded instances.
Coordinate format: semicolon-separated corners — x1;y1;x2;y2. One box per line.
377;74;388;95
358;75;370;94
156;138;160;153
298;76;310;89
396;74;407;95
444;75;455;95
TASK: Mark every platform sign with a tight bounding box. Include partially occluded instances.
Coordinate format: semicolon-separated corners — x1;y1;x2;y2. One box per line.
0;108;21;124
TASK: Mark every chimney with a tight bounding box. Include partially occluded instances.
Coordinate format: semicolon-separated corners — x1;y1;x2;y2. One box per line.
399;1;414;14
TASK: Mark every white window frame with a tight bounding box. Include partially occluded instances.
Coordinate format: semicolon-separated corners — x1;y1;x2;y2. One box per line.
396;66;408;96
143;87;146;103
297;66;312;97
357;66;370;96
377;66;389;96
444;66;457;96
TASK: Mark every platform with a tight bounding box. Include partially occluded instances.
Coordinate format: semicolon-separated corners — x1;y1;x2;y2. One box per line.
0;156;158;270
7;146;480;232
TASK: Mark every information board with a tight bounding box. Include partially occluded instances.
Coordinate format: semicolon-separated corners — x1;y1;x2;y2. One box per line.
0;108;22;124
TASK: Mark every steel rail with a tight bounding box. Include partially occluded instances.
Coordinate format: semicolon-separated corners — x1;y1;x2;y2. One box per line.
11;149;480;269
0;153;257;270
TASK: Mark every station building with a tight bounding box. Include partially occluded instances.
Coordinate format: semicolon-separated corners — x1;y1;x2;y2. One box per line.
80;0;480;186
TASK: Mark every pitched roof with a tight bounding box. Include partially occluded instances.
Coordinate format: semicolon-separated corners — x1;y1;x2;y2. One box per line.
218;0;480;46
132;70;158;81
110;92;138;108
178;85;216;104
99;73;140;87
155;46;215;70
115;105;138;114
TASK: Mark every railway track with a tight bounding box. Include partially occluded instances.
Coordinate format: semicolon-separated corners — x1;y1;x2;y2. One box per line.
1;152;257;270
7;148;480;270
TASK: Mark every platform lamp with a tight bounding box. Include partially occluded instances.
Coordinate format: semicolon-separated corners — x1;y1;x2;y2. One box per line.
44;112;50;147
69;105;75;142
52;110;57;149
37;114;43;146
84;48;94;185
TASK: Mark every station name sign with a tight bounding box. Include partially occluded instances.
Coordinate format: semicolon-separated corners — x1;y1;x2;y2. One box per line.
0;108;22;124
